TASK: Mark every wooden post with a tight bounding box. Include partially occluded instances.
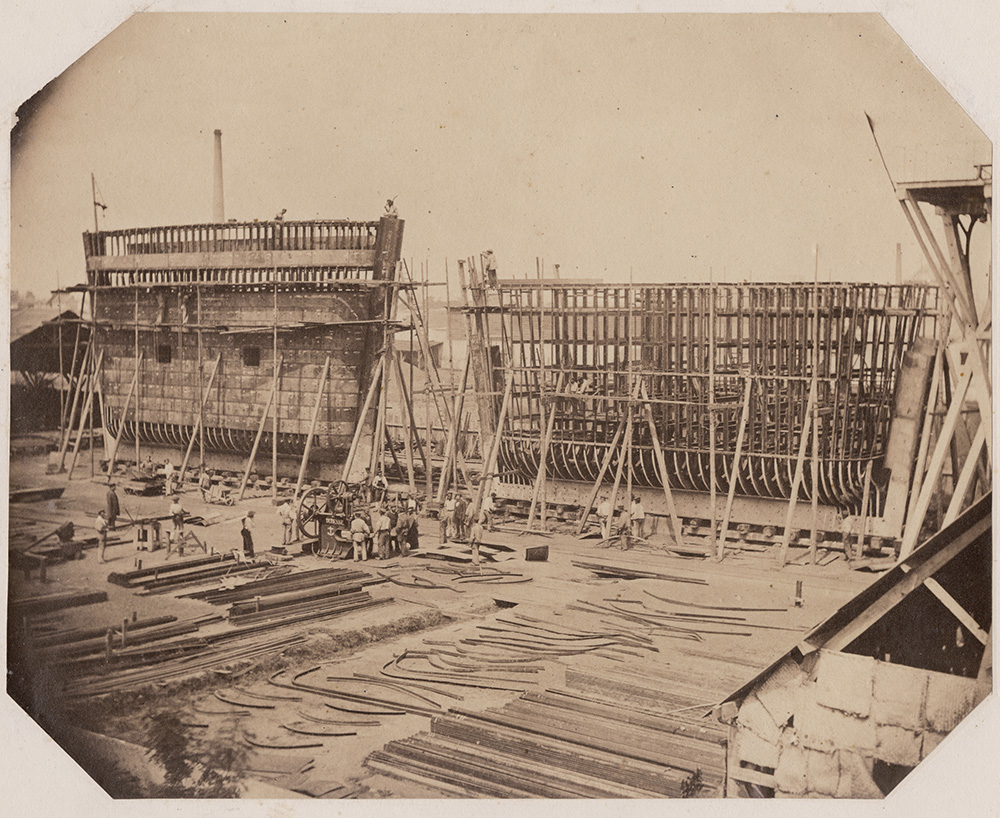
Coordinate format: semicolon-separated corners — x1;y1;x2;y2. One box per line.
574;415;629;537
905;340;946;531
436;353;471;503
605;385;632;541
179;353;223;483
106;352;144;477
238;354;284;501
898;365;972;560
196;284;204;471
57;343;91;468
775;377;817;568
472;372;515;519
292;355;331;503
134;287;140;468
854;460;874;560
272;280;279;500
67;350;104;479
715;376;752;560
944;421;987;525
638;380;686;549
390;350;423;496
707;282;717;557
808;263;821;564
526;372;566;530
341;356;385;484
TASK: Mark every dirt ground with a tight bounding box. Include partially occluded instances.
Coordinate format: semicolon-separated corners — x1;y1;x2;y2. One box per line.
6;438;878;799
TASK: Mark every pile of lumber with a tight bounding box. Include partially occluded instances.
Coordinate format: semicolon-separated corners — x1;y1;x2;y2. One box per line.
108;554;264;592
10;589;108;618
571;560;708;585
367;674;727;798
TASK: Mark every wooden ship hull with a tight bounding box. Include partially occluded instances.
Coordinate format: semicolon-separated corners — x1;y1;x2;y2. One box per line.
80;216;404;479
468;278;939;538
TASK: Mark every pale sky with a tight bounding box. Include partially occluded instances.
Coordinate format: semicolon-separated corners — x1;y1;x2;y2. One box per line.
9;13;991;301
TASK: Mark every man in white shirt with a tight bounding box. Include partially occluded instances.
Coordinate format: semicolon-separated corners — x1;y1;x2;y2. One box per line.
351;512;371;561
596;496;611;534
630;496;646;540
375;507;392;559
96;509;109;563
278;499;295;545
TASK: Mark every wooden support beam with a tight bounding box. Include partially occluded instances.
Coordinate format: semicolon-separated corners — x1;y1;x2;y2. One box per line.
292;355;331;503
574;415;629;537
715;376;753;560
923;577;988;645
178;353;223;483
391;351;417;496
944;420;986;526
435;353;471;504
605;394;631;541
775;378;817;568
471;372;515;521
898;365;972;560
854;460;874;560
340;356;385;485
106;351;144;477
526;372;566;531
638;380;686;550
823;511;990;652
67;350;104;479
57;343;91;468
237;354;283;501
904;340;946;532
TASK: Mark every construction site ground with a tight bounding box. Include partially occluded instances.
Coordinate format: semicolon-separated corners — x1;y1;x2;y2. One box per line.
6;438;878;799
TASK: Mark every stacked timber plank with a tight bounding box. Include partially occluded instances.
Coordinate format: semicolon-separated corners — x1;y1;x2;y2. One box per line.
108;553;263;592
367;681;728;798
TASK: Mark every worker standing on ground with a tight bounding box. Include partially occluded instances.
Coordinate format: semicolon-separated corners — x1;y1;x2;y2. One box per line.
163;460;176;496
630;496;646;540
597;496;611;533
105;482;120;530
453;493;468;541
396;508;412;556
482;492;497;531
351;511;371;562
278;499;295;545
169;495;186;548
441;491;456;543
240;510;255;559
616;504;631;547
375;506;392;559
469;514;485;566
199;468;212;502
96;509;109;563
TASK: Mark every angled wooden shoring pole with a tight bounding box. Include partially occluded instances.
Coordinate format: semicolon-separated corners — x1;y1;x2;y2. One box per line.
106;351;144;477
775;377;817;568
392;349;428;489
92;368;105;478
436;352;471;503
472;371;515;520
639;379;686;550
823;508;991;653
575;414;629;537
179;352;223;482
238;353;284;501
292;355;332;503
605;378;634;541
898;364;972;560
58;343;92;468
67;350;104;479
390;352;417;495
943;413;987;526
272;279;279;500
60;306;83;433
905;338;946;529
134;287;141;468
808;259;821;565
341;356;385;484
715;376;752;560
526;371;566;531
854;460;874;560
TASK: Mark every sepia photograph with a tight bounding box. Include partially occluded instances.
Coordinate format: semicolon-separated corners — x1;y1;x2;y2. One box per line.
3;2;996;811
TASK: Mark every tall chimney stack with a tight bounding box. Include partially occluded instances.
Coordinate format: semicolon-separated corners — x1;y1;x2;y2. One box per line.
212;129;225;223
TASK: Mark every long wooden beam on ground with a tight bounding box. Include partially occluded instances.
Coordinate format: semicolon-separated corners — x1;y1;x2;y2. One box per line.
238;354;284;501
292;355;332;503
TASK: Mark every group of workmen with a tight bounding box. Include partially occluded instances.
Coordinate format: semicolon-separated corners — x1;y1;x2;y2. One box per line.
595;494;647;544
349;494;421;561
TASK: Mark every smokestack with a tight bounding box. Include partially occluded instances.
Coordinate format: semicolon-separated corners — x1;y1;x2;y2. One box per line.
212;129;225;223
